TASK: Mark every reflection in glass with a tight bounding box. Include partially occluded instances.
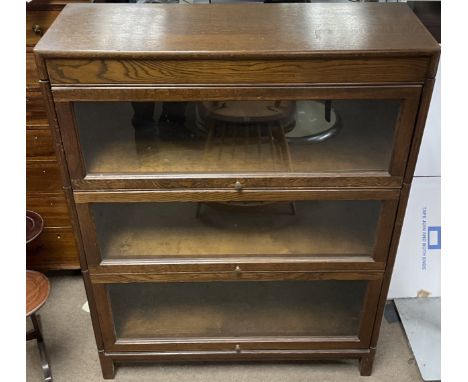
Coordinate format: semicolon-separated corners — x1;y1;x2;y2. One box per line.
74;99;399;174
91;200;380;260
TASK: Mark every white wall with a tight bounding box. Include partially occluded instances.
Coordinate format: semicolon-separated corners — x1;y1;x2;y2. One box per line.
389;64;441;298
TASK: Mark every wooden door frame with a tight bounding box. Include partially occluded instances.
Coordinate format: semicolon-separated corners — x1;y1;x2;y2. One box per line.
90;273;384;353
53;85;422;190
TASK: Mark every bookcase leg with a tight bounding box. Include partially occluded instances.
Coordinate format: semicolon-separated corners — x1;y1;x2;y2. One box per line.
99;351;115;379
359;349;376;376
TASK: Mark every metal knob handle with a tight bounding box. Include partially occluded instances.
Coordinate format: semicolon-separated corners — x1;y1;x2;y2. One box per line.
235;266;241;274
234;181;242;191
32;24;43;36
235;344;241;353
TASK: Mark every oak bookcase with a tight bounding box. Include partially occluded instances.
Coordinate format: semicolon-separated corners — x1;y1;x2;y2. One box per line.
34;3;440;378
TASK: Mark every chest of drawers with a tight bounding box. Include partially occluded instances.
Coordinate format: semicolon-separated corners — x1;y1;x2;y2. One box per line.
26;0;88;270
35;3;440;378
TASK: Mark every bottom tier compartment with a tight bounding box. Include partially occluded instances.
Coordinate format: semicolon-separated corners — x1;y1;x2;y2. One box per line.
111;280;365;338
94;276;383;352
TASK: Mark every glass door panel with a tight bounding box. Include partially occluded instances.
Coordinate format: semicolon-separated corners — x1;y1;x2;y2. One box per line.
73;99;400;175
90;200;382;261
108;280;368;340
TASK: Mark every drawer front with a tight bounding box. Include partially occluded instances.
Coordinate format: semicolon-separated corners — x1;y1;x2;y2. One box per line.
26;128;55;159
27;192;72;228
26;160;63;193
76;189;398;273
92;274;383;352
27;91;49;127
27;11;61;47
26;227;80;270
46;57;430;85
26;53;40;90
55;86;421;190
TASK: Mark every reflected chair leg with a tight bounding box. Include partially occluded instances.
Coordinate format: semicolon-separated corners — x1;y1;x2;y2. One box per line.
99;350;115;380
289;201;296;215
359;348;376;376
196;202;203;218
30;313;53;382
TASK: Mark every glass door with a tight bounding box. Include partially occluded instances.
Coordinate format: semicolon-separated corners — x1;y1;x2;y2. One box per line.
55;86;421;189
75;189;398;272
91;274;383;352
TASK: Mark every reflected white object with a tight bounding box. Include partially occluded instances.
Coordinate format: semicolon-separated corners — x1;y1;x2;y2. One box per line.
286;101;339;143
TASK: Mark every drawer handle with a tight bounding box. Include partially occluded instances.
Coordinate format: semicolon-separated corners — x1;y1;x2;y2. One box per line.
234;180;242;191
234;265;241;274
235;344;241;353
32;24;43;36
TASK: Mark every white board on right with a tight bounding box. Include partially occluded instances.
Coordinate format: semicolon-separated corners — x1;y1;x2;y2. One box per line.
389;177;441;299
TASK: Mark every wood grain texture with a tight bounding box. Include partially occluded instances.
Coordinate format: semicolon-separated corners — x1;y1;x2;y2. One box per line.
26;160;63;193
26;192;72;227
73;175;403;191
26;53;40;90
88;261;386;277
73;188;400;204
26;270;50;316
26;91;49;127
45;57;431;85
26;128;55;159
51;84;422;102
26;227;80;270
35;3;439;58
89;271;383;284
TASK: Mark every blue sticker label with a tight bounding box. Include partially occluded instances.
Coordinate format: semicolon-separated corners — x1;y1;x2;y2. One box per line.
428;226;441;250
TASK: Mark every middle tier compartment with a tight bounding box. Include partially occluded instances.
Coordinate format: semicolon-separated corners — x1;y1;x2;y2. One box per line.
75;189;399;273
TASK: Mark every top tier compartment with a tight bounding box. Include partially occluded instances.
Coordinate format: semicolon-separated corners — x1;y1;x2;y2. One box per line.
35;3;440;85
34;3;439;190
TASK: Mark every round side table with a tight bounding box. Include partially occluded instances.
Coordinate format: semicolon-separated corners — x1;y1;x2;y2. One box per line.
26;211;53;382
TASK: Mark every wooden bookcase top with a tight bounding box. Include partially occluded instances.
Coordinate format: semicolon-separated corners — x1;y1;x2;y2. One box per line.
35;3;440;59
